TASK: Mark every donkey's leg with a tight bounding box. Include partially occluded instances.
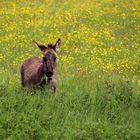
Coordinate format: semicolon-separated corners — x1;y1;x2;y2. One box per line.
49;78;57;93
40;79;47;88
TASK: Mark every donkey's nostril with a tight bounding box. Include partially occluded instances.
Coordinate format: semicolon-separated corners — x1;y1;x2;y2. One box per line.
46;72;53;77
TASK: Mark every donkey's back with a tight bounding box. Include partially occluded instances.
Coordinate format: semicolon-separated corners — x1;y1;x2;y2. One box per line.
21;56;44;87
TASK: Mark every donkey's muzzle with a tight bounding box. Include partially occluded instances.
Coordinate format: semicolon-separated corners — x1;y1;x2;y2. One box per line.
46;71;53;77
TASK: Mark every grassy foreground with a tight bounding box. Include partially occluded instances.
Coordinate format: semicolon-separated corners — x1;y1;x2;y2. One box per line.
0;74;140;139
0;0;140;139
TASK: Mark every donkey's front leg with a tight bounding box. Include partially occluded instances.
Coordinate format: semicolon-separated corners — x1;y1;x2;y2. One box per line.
39;79;47;88
49;77;57;93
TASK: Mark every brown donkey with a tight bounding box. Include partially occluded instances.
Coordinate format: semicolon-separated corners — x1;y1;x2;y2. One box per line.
20;38;61;93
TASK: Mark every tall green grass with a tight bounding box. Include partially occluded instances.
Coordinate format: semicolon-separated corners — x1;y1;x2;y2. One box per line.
0;73;140;139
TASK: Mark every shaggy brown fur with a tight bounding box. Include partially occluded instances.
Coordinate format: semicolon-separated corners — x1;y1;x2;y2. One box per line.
20;38;61;93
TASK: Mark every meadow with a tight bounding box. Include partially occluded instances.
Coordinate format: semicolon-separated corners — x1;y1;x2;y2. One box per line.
0;0;140;139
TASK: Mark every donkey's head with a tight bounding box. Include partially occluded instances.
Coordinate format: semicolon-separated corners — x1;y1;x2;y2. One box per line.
33;38;61;78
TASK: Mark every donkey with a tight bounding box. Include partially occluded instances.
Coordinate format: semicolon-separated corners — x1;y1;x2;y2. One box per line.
20;38;61;93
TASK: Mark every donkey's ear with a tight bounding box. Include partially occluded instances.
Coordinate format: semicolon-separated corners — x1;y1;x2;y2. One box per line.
33;40;47;52
53;38;61;51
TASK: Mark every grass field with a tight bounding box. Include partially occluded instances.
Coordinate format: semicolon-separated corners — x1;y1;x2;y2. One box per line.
0;0;140;139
